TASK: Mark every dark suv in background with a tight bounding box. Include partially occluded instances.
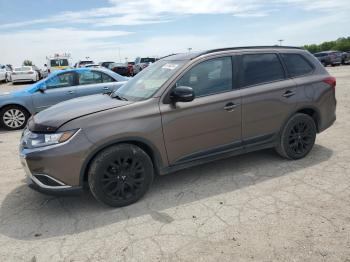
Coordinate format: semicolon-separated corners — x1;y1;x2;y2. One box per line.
314;51;342;66
20;46;336;207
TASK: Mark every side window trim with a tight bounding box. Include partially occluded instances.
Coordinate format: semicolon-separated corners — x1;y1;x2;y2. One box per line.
238;52;287;89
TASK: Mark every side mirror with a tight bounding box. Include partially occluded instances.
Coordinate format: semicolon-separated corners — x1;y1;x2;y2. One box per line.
170;86;195;103
37;83;47;93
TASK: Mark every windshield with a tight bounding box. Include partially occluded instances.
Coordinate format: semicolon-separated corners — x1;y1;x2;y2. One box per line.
109;63;126;68
140;58;156;63
114;60;186;101
80;61;94;65
15;66;31;71
314;53;327;57
50;59;69;67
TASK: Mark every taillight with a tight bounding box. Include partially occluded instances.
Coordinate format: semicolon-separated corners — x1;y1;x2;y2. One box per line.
323;76;336;89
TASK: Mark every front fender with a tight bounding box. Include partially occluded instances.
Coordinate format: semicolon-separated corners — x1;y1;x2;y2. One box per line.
0;94;34;114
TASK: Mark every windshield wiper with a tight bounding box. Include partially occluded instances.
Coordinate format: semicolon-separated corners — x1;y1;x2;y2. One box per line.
110;92;128;101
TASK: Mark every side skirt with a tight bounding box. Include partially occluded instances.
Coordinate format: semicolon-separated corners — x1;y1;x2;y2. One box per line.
160;133;277;175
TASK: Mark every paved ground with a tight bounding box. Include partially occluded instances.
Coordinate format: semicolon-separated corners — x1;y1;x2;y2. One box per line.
0;66;349;262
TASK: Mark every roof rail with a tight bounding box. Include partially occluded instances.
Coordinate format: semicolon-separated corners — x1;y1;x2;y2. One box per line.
159;53;179;59
197;46;303;57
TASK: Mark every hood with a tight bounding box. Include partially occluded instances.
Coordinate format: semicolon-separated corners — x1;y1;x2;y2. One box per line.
28;94;133;132
0;83;40;97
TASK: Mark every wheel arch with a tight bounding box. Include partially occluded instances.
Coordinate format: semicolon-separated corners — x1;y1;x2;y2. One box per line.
0;103;31;115
80;137;163;186
295;107;320;132
281;106;321;134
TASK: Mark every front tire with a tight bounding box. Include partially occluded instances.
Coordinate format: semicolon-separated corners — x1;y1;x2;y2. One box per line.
0;105;30;130
88;144;154;207
275;113;316;160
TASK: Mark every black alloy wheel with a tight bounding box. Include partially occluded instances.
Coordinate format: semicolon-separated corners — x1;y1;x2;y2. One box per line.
276;113;316;159
88;144;154;207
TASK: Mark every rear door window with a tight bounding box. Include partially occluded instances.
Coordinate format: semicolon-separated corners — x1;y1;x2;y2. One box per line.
281;53;313;77
78;71;102;85
101;73;115;83
241;53;285;87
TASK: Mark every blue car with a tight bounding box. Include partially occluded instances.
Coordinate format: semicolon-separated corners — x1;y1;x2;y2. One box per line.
0;68;128;130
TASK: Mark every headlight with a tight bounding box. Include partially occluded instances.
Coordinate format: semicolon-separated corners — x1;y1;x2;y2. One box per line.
22;129;79;149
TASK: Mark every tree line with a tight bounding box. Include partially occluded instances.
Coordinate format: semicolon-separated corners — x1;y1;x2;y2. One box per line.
303;37;350;53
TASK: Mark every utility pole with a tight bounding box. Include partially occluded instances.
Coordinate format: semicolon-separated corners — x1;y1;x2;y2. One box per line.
278;39;284;46
118;47;121;62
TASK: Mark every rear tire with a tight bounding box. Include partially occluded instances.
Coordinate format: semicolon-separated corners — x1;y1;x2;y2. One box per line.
0;105;30;130
88;144;154;207
275;113;316;160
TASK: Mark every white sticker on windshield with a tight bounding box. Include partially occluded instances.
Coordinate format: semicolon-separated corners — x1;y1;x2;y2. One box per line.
162;63;178;70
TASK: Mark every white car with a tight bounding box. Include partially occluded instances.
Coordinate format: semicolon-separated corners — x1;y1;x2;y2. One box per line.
11;66;40;83
0;67;6;82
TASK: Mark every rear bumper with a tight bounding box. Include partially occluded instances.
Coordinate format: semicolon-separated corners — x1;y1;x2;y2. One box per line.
318;90;337;133
12;76;36;82
319;115;336;133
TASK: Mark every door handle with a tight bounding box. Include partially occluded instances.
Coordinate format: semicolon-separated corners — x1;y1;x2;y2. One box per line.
68;90;75;94
282;90;296;98
224;102;238;111
103;87;110;90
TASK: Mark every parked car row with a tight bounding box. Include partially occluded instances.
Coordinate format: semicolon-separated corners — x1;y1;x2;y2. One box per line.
0;64;47;84
313;51;350;66
75;57;158;77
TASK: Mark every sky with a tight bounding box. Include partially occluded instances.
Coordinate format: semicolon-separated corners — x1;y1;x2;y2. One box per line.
0;0;349;67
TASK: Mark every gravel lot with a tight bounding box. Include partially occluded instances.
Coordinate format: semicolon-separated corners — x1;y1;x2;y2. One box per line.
0;66;349;262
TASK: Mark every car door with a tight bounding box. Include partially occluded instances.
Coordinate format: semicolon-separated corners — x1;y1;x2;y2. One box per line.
31;71;78;112
159;56;242;165
239;53;297;147
76;70;118;96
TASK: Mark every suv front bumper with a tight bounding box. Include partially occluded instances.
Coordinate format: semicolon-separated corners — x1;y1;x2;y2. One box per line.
20;154;83;195
19;129;93;196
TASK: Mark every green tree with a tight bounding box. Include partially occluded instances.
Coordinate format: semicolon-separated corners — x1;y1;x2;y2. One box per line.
303;36;350;53
23;60;33;66
303;44;320;53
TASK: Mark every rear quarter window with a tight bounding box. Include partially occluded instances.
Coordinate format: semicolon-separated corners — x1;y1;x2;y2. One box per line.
281;53;314;77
